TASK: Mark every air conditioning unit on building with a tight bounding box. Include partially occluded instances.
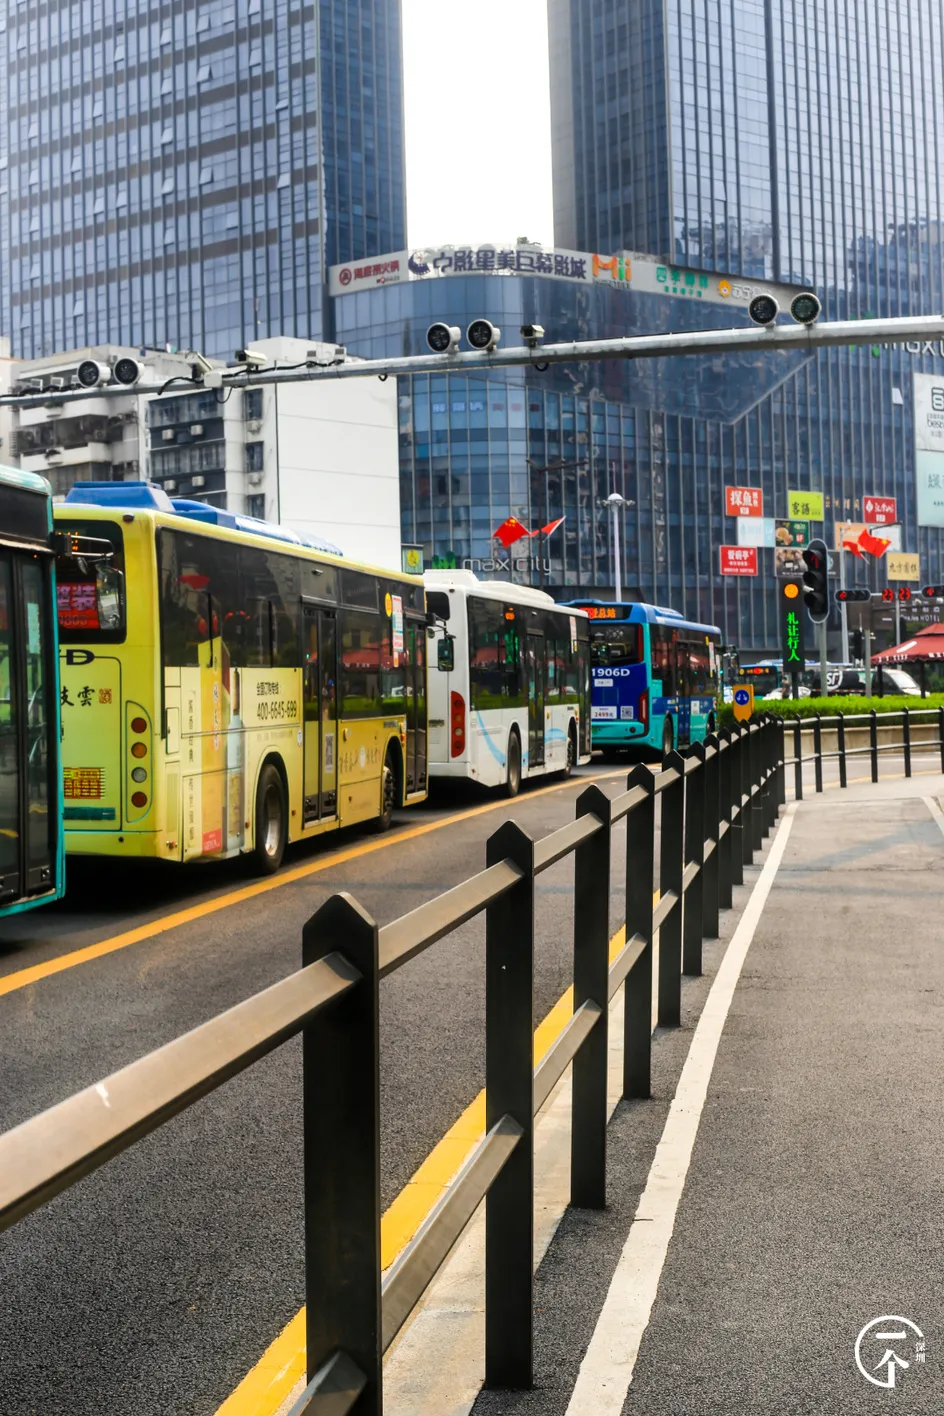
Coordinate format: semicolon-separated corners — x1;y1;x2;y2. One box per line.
190;423;204;435
248;472;264;486
162;428;175;441
164;479;177;491
246;419;262;433
191;475;206;488
45;449;63;463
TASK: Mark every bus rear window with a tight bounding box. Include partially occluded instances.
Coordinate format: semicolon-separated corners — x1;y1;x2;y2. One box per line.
55;520;126;642
590;624;643;667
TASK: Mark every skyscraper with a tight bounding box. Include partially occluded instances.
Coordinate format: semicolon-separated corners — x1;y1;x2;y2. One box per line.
546;0;944;648
0;0;406;360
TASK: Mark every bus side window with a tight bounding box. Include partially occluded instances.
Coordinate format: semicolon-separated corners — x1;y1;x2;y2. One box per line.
160;531;209;667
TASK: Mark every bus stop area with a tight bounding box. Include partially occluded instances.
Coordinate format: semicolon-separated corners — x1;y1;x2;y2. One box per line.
381;770;944;1416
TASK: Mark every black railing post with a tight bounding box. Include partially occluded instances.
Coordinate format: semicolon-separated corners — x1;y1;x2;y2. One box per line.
303;894;382;1416
572;785;611;1210
775;717;786;810
813;712;823;794
903;708;912;778
740;724;754;867
793;717;803;801
870;709;879;783
728;727;745;888
702;735;721;941
838;712;847;789
716;730;735;907
940;705;944;773
658;750;685;1026
485;820;535;1390
623;765;655;1099
762;719;777;834
682;742;706;976
749;725;764;854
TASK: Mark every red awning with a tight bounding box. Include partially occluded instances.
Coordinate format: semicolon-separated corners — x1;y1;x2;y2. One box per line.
872;624;944;663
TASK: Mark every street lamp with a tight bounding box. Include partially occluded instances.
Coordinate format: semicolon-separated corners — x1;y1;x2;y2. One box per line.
599;491;635;601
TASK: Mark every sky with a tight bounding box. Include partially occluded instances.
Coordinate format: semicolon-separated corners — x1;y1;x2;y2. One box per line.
400;0;555;251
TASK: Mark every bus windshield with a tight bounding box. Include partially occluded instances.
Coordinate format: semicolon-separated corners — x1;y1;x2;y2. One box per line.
54;520;126;642
590;624;644;667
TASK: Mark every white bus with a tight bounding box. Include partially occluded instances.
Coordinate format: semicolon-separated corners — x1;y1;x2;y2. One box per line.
424;571;592;795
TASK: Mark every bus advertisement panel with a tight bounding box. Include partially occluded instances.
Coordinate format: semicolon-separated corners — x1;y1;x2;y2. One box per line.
53;483;427;875
0;466;64;918
562;601;721;757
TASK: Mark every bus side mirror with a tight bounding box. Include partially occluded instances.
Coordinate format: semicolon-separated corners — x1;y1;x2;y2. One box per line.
437;637;455;672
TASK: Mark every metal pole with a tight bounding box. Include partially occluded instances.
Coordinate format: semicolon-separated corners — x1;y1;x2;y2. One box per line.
658;752;686;1026
840;549;850;664
612;501;622;601
683;742;706;976
793;717;803;801
838;712;847;789
869;709;879;783
903;708;912;778
572;786;611;1210
623;766;655;1099
895;593;901;646
702;736;721;941
818;617;828;698
864;628;873;695
813;712;823;794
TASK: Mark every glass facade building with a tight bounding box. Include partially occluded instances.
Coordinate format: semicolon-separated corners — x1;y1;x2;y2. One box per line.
0;0;405;360
542;0;944;649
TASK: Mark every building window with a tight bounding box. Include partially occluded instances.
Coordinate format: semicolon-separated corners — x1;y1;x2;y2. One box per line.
196;64;211;83
247;494;265;519
245;388;263;420
246;441;264;471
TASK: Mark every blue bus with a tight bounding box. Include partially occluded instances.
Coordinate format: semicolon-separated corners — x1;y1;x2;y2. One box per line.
0;466;65;918
562;601;721;758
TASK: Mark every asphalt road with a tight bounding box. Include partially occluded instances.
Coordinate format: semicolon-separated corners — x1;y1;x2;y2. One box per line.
0;762;641;1416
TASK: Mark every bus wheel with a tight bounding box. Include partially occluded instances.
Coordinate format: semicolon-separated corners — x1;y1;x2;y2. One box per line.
504;731;522;798
252;763;287;875
371;750;398;833
562;724;576;778
662;718;674;760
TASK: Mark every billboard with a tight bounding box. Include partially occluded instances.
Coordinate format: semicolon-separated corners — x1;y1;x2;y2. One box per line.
914;372;944;528
720;546;757;575
725;486;763;516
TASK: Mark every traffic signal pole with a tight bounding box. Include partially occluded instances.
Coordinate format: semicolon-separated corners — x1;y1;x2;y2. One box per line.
818;619;828;697
839;551;850;664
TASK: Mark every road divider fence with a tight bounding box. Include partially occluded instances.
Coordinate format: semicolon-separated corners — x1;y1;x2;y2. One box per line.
783;704;944;796
0;718;788;1414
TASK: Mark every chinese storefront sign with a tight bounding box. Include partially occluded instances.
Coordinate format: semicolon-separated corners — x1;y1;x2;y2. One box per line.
786;490;824;520
914;373;944;528
720;546;758;575
725;486;764;517
887;553;920;582
736;517;775;548
775;518;809;548
863;495;897;525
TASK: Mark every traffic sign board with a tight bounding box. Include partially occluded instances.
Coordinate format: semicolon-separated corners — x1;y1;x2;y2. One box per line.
732;685;754;722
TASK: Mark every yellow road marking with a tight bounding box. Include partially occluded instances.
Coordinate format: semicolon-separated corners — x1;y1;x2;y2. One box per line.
0;769;625;1002
214;922;632;1416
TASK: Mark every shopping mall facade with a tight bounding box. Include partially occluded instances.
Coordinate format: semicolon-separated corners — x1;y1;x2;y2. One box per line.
330;240;944;652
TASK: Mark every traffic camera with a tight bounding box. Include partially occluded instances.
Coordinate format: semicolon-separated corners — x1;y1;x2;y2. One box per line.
801;538;829;622
466;319;501;351
520;324;545;348
112;356;144;386
235;349;268;369
790;291;822;325
748;294;779;326
76;359;111;388
426;323;461;354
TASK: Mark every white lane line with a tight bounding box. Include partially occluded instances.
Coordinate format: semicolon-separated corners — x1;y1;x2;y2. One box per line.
565;803;798;1416
923;795;944;839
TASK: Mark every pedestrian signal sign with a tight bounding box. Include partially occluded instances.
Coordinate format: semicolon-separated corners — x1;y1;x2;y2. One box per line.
732;686;754;723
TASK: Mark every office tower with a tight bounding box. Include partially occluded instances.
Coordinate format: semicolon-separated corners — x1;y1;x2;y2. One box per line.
1;0;406;360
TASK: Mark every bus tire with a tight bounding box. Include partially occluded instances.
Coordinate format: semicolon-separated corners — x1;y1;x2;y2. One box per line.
562;722;577;778
371;748;398;833
504;730;522;798
252;762;287;875
662;718;674;760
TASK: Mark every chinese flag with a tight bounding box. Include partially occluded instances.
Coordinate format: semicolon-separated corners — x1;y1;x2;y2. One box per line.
538;515;566;536
494;516;531;548
859;528;891;557
842;534;865;559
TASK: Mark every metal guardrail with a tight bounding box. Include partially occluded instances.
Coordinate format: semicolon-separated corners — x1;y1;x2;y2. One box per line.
0;718;787;1414
780;704;944;796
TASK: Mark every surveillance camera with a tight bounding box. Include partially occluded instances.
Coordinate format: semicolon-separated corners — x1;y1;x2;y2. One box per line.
188;351;215;378
790;291;822;326
76;359;112;389
235;349;268;369
748;294;779;326
467;319;501;352
426;323;461;354
520;324;545;348
112;356;144;387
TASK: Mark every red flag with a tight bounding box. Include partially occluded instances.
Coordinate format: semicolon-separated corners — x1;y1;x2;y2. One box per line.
538;515;566;537
493;516;531;548
859;528;891;557
842;534;865;559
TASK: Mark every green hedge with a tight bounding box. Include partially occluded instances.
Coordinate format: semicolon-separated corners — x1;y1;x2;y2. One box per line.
716;693;944;727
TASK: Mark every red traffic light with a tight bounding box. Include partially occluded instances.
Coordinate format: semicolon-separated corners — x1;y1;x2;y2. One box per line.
835;588;870;603
923;585;944;599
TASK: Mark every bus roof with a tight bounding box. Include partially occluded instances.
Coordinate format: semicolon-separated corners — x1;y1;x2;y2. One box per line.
57;481;422;585
0;463;51;496
562;598;720;636
425;569;589;616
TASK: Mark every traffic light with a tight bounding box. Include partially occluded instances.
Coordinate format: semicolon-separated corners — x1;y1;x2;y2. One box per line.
801;538;829;622
851;629;865;660
923;585;944;599
882;586;912;602
780;579;806;672
835;588;871;603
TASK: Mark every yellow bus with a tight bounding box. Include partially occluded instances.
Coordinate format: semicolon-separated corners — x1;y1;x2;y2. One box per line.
53;483;427;873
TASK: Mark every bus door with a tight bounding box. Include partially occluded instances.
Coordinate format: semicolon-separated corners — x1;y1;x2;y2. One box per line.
302;604;338;823
675;639;692;745
0;550;55;907
526;632;546;768
404;616;427;795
